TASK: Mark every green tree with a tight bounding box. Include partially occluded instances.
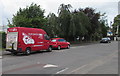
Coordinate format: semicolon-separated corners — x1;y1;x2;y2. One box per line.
12;3;46;28
58;4;72;39
0;32;6;48
79;7;101;40
69;10;91;41
113;15;120;36
44;13;59;37
99;14;109;38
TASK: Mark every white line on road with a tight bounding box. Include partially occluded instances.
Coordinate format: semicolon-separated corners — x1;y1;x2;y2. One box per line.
56;68;68;74
43;64;58;68
70;64;87;73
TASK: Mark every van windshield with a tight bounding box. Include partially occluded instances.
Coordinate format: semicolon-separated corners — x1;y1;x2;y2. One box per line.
44;34;50;40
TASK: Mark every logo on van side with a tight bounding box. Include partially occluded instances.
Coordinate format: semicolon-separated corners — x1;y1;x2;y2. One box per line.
22;33;35;44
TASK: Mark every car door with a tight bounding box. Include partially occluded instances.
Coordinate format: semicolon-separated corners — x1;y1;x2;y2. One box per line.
62;39;68;48
58;39;66;48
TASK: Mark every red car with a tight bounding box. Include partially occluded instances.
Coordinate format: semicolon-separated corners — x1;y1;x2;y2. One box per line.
51;38;70;50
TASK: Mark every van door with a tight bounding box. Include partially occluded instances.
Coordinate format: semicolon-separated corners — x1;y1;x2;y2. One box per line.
6;32;18;50
43;34;50;50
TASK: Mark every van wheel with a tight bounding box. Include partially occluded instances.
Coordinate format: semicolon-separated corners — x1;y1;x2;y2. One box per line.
47;46;52;52
25;48;31;55
11;52;18;55
58;46;61;50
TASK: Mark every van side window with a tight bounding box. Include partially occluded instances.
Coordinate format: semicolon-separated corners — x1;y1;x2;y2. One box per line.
44;34;50;40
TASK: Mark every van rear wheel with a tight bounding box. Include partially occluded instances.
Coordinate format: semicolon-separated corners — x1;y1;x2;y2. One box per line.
11;52;18;55
25;48;31;55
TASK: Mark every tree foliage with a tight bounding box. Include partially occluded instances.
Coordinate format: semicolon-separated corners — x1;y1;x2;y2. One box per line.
113;15;120;36
58;4;72;39
0;32;6;48
12;3;46;28
9;3;108;41
43;13;59;37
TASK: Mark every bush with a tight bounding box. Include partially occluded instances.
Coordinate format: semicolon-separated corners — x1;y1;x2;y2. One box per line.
0;32;6;48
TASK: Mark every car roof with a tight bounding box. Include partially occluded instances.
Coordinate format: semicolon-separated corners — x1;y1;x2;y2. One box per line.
51;38;64;40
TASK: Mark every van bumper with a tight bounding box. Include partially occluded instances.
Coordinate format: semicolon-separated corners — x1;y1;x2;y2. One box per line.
6;48;22;53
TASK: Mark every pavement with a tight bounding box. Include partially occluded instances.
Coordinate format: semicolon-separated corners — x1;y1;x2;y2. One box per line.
1;41;118;74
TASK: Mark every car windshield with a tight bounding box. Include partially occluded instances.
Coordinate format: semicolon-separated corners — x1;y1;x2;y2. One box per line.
51;39;57;42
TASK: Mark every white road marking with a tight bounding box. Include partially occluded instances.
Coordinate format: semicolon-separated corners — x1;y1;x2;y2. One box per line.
43;64;58;68
56;68;68;74
70;65;87;73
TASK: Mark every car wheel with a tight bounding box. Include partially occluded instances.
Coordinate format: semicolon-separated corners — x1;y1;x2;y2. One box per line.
58;46;61;50
25;48;31;55
47;46;52;52
67;45;70;49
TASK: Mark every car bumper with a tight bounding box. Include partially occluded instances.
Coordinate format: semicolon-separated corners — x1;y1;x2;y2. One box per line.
6;48;23;53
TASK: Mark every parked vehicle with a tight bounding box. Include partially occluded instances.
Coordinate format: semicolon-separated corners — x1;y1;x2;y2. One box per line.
6;27;52;55
100;37;111;43
51;38;70;50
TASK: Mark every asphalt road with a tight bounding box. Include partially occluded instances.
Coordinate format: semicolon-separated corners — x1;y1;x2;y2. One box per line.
1;41;118;74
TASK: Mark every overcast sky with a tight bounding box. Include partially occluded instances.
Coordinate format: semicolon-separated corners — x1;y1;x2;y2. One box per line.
0;0;119;26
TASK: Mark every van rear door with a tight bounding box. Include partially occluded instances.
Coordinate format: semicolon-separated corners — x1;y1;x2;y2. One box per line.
6;32;18;50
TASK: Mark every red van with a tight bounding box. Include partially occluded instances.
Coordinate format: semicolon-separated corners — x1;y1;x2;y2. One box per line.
6;27;52;55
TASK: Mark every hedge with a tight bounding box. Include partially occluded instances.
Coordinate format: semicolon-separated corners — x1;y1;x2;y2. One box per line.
0;32;6;48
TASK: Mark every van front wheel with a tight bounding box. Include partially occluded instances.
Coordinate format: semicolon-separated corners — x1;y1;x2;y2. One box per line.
11;52;18;55
25;48;31;55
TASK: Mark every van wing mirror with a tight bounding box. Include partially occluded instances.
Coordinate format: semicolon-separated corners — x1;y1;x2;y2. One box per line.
44;34;50;40
47;36;50;40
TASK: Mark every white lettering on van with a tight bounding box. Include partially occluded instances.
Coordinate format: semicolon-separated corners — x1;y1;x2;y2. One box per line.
22;33;35;44
28;33;43;39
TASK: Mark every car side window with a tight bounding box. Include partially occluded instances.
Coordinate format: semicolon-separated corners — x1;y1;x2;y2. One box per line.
58;39;66;42
44;34;50;40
